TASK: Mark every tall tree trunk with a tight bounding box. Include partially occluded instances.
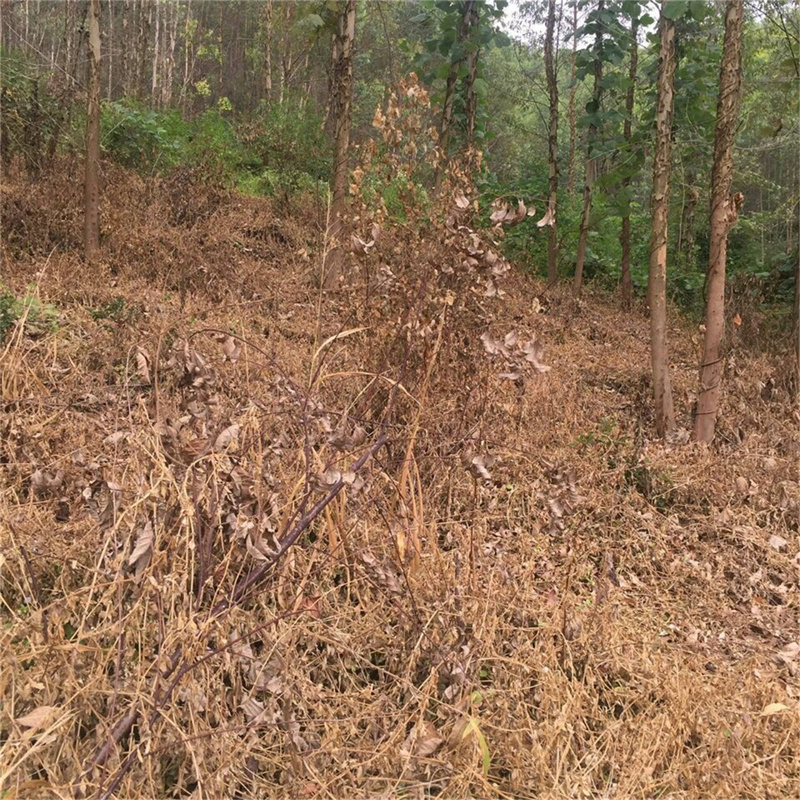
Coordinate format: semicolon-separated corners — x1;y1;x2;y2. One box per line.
544;0;559;283
437;0;475;182
648;2;678;438
573;0;603;297
151;0;160;105
84;0;102;264
694;0;744;442
136;0;150;100
180;0;192;112
680;179;699;265
619;11;638;309
279;1;292;105
323;0;357;291
794;250;800;393
464;3;480;151
122;0;131;96
262;0;273;102
107;0;113;100
162;0;177;107
567;0;577;195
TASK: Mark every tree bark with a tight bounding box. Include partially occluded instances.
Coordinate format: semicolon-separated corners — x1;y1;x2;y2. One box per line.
437;0;475;181
464;3;480;151
84;0;102;264
680;179;699;266
180;0;192;112
136;0;150;100
619;11;638;309
573;0;603;297
263;0;273;102
162;0;177;107
151;0;160;105
694;0;744;442
648;2;678;438
122;0;131;96
323;0;357;291
567;0;577;195
544;0;559;283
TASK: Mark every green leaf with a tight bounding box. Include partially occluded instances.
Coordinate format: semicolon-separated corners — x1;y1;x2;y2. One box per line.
436;62;453;80
662;1;688;19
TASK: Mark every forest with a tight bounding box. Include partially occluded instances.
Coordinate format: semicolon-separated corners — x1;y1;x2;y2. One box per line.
0;0;798;798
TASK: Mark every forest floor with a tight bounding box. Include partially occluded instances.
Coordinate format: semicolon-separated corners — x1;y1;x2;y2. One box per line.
1;162;798;800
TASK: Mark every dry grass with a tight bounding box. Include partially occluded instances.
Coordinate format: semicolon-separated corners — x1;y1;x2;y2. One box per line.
1;162;798;799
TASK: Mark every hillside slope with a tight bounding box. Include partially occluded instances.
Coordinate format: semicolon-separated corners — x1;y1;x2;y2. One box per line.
1;164;797;799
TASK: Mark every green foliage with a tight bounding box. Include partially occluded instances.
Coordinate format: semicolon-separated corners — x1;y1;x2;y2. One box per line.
0;286;58;340
101;96;330;197
0;48;63;172
101;100;186;169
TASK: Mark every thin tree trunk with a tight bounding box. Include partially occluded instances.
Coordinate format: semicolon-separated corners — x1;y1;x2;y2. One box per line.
567;0;577;195
151;0;160;105
694;0;744;442
107;0;113;99
137;0;150;100
279;2;292;105
323;0;357;291
464;3;480;151
680;178;699;266
122;0;130;95
163;0;177;106
619;11;638;309
263;0;273;102
84;0;102;264
437;0;475;183
299;52;311;110
794;250;800;393
648;2;678;438
544;0;559;283
573;0;603;297
180;0;191;111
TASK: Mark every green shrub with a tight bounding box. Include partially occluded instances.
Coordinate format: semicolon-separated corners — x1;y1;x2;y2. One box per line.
0;286;58;340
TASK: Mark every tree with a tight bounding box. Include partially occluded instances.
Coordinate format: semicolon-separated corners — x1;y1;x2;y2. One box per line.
694;0;744;442
438;0;476;173
567;1;577;195
263;0;274;102
618;7;639;309
84;0;101;263
323;0;357;291
544;0;559;283
463;1;481;150
573;0;604;297
648;0;678;437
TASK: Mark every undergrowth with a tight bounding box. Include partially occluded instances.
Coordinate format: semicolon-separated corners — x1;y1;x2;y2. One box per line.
0;79;798;800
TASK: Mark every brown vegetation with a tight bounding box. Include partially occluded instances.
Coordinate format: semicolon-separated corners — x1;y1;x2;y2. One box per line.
1;159;798;799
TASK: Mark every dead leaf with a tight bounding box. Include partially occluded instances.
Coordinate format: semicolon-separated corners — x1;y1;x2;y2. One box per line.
214;423;240;450
402;721;443;758
761;702;791;716
136;348;151;384
103;431;127;446
128;521;154;575
222;336;241;362
735;476;749;494
16;705;57;730
769;534;788;551
536;206;555;228
776;642;800;664
733;313;742;327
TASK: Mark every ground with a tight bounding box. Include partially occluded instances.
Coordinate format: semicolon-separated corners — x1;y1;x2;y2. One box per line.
1;162;797;799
